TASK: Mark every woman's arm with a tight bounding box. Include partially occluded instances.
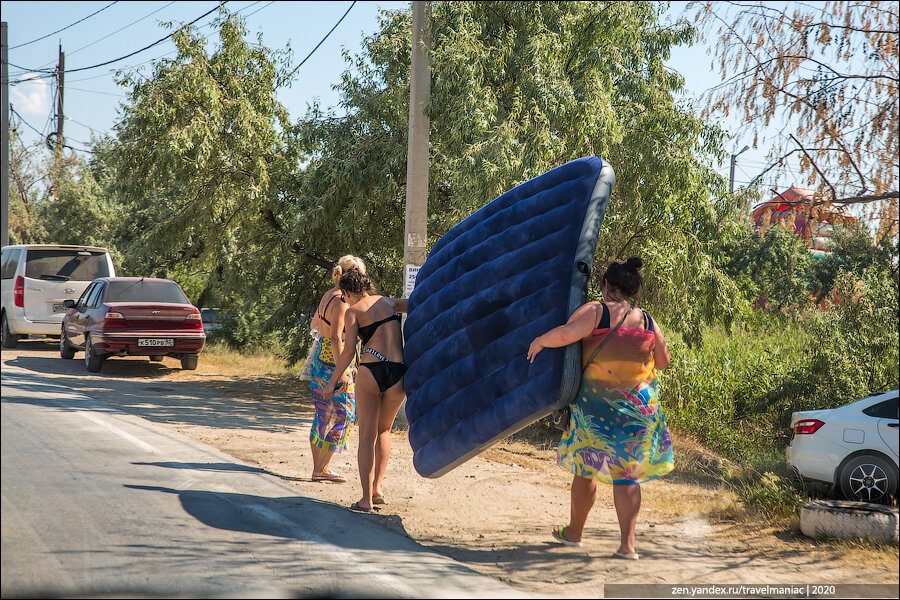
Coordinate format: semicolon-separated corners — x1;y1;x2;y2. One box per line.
527;303;599;363
323;308;359;398
653;324;671;370
392;297;409;313
329;296;348;359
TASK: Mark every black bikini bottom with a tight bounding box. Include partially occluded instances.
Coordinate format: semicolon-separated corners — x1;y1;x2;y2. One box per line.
360;348;407;393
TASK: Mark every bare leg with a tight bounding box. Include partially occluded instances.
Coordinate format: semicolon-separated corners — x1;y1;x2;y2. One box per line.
372;382;405;499
613;483;641;554
310;439;320;477
354;366;381;509
311;441;335;477
563;475;597;543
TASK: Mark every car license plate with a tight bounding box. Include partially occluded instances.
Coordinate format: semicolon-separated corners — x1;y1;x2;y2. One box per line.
137;338;175;347
52;303;68;313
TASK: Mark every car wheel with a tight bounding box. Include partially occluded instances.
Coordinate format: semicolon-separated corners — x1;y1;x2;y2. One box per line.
84;335;105;373
839;454;898;504
60;331;76;359
2;314;18;348
180;355;199;370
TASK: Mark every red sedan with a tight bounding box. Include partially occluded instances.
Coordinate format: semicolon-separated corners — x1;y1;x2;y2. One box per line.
60;277;206;372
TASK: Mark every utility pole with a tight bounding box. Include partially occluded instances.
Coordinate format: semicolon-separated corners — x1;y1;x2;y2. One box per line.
403;0;430;299
397;1;430;426
729;144;750;194
55;43;64;165
2;21;8;247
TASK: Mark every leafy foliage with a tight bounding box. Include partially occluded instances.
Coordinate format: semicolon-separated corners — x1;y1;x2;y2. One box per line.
281;1;733;357
101;10;294;318
686;1;899;234
687;2;898;195
807;224;899;297
715;224;812;309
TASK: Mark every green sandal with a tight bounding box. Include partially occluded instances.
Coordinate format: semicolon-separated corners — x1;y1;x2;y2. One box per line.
551;525;582;547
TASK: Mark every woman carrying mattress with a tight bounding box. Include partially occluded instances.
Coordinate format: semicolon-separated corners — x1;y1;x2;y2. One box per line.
528;257;674;559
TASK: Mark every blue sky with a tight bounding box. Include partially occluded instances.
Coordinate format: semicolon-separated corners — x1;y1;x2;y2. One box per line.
1;0;790;191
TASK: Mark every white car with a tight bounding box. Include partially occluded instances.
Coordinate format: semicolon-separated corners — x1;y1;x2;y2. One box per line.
1;245;116;348
787;389;899;503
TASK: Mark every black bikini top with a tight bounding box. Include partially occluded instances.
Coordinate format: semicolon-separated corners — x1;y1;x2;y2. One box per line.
597;303;654;331
358;313;401;346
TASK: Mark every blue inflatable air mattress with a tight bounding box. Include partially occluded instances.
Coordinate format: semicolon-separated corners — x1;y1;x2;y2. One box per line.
403;156;615;478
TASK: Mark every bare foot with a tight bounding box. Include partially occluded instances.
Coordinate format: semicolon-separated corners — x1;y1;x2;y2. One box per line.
312;471;346;482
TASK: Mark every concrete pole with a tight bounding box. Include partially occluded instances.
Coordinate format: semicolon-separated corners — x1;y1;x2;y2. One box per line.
403;1;430;299
2;22;8;247
729;144;750;194
398;1;430;427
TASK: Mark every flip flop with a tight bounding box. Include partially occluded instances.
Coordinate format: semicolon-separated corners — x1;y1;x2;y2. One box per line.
613;550;640;560
551;525;582;547
372;495;386;505
349;501;377;513
312;472;347;483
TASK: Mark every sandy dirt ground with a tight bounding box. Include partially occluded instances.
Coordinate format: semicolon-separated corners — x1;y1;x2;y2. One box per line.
4;342;898;597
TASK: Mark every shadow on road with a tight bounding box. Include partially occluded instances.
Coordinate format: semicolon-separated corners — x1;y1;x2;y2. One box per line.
3;345;315;436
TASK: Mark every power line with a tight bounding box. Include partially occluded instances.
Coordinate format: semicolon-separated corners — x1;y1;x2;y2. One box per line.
7;0;275;86
9;2;228;77
66;116;105;133
67;85;125;98
63;0;267;84
8;1;119;50
65;1;179;60
9;106;49;139
283;1;356;83
244;0;276;19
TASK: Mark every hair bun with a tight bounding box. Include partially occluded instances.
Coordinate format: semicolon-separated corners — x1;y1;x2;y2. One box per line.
625;257;643;271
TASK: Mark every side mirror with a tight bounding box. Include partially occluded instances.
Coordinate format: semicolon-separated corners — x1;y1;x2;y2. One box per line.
63;299;76;308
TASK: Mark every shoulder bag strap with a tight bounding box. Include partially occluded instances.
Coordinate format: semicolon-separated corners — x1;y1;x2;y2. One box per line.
582;305;631;374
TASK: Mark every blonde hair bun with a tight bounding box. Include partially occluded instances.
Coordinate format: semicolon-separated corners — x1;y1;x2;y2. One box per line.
333;254;367;279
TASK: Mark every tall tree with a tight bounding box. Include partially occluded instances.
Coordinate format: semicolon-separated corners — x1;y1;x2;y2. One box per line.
686;1;899;237
277;1;738;355
104;9;293;310
6;121;47;245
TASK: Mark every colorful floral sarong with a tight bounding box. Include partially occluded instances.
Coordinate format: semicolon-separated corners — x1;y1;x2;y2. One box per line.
310;336;356;453
557;319;674;485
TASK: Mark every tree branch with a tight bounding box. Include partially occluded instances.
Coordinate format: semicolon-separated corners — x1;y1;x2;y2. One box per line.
791;134;837;203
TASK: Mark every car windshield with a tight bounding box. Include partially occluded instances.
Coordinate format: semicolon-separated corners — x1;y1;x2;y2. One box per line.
106;281;189;304
25;249;110;281
201;309;221;323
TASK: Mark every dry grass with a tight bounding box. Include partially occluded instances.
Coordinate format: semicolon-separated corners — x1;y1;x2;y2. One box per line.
197;341;301;376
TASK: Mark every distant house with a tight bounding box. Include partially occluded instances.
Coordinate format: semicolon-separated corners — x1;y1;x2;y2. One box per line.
750;185;856;254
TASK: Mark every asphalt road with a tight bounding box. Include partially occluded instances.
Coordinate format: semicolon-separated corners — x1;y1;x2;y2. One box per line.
1;344;528;599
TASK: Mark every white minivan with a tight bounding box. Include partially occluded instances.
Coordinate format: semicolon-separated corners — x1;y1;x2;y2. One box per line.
1;245;116;348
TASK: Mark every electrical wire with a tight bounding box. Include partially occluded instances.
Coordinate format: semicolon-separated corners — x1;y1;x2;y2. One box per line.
65;1;179;60
8;0;274;87
283;1;356;83
62;0;266;84
8;2;228;78
243;0;276;19
66;117;105;133
66;85;125;98
9;106;50;139
8;2;119;50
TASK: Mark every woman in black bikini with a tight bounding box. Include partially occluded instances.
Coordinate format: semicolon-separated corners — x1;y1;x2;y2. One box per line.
323;269;408;513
